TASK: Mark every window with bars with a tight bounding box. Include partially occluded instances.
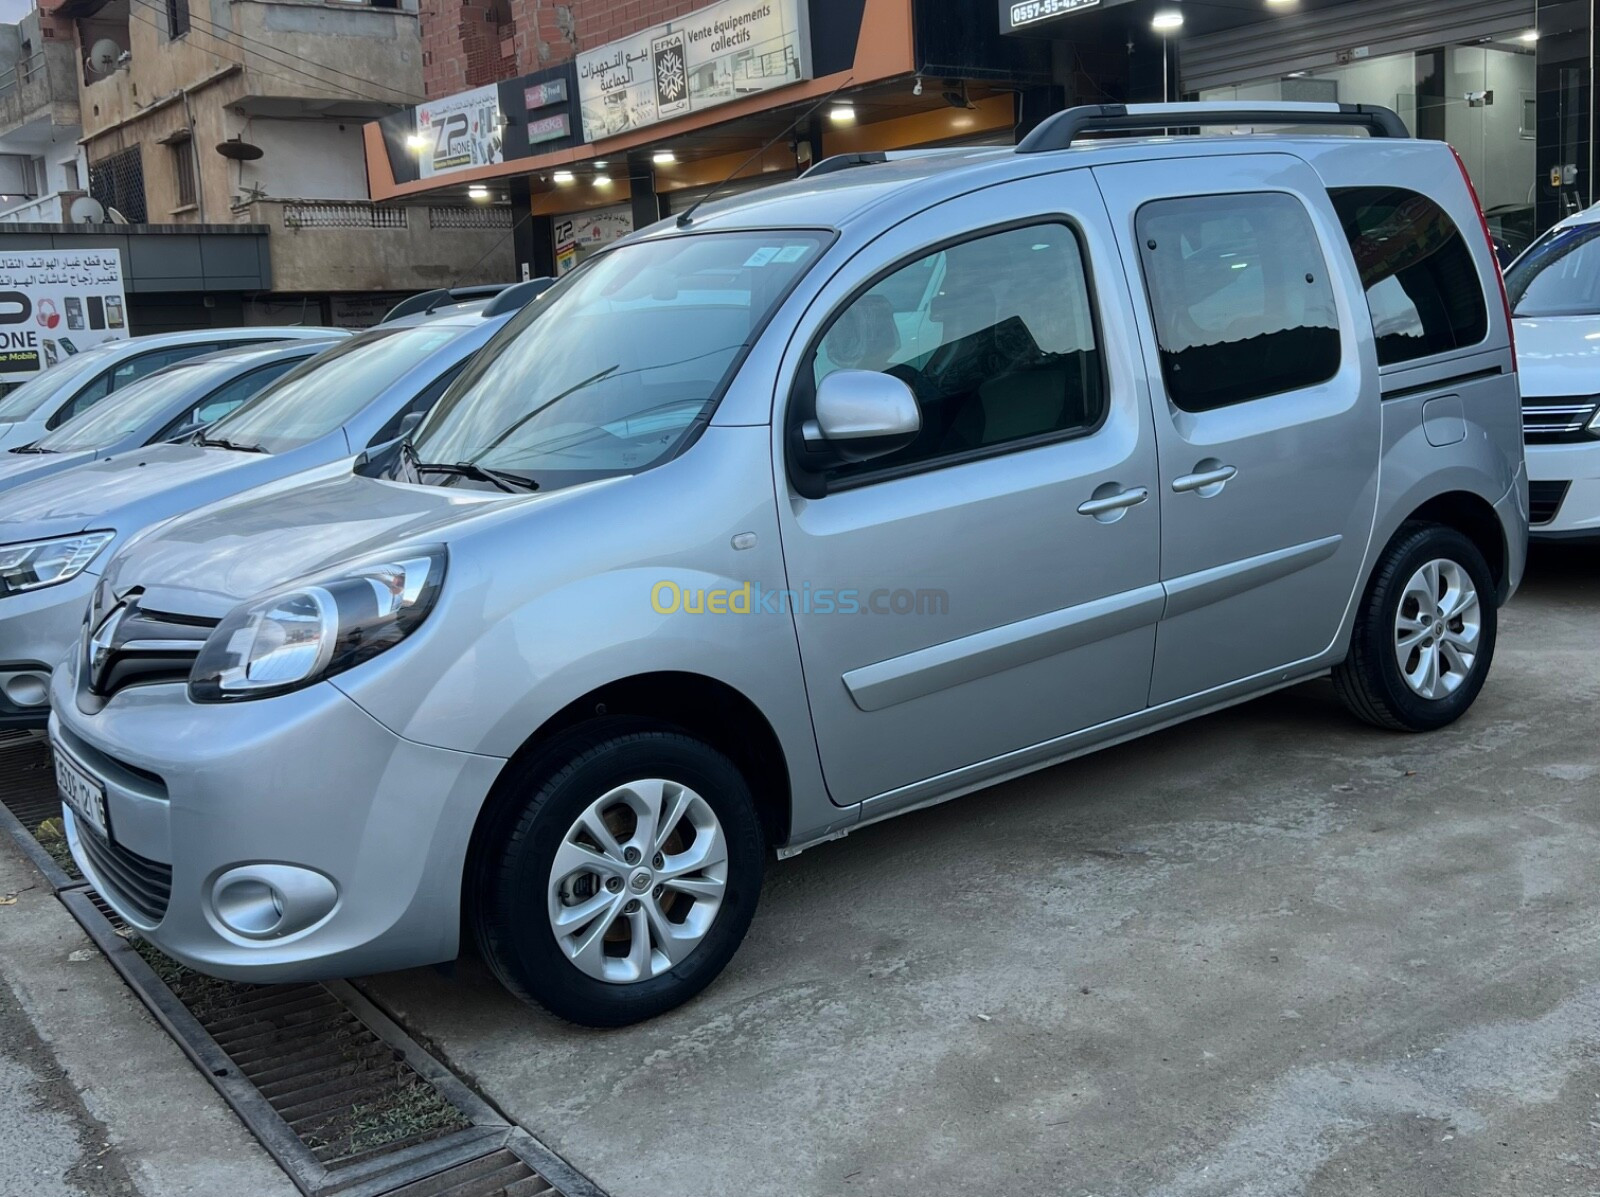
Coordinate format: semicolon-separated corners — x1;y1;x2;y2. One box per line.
88;146;146;224
171;137;196;208
167;0;190;38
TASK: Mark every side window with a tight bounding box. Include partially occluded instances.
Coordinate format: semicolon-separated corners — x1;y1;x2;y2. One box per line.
1329;187;1489;367
152;362;299;442
1136;192;1341;413
49;370;113;427
808;223;1105;483
367;362;466;447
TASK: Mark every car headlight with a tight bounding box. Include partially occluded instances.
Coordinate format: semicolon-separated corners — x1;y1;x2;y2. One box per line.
189;547;445;702
1588;406;1600;435
0;531;114;596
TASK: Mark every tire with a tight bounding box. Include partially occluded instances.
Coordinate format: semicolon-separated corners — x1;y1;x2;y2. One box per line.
471;722;765;1027
1333;523;1497;732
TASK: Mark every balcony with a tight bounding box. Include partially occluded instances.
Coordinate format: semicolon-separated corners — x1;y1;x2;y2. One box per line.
0;40;79;140
233;198;513;293
0;189;86;223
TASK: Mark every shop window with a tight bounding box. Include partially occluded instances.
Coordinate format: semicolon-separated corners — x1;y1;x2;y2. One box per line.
1136;192;1341;412
1330;187;1488;367
170;137;197;209
809;223;1105;484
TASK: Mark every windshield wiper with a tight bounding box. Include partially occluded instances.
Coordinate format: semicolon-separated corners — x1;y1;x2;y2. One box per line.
413;460;539;493
9;444;56;454
197;435;269;454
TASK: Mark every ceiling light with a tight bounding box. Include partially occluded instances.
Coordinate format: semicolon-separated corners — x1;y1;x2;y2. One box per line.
1520;29;1539;42
1265;0;1296;6
652;150;677;165
405;132;428;151
467;184;489;201
1152;10;1184;32
553;170;575;184
829;102;856;124
594;172;612;186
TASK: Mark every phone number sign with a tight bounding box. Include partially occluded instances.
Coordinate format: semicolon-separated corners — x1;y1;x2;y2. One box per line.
1002;0;1137;35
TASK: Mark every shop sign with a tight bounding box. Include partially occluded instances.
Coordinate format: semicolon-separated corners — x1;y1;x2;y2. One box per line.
525;79;568;110
528;113;572;145
416;84;503;179
553;205;635;275
0;249;127;383
576;0;811;141
1001;0;1137;35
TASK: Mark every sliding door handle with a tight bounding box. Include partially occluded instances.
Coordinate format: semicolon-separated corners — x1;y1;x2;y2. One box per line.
1172;464;1238;495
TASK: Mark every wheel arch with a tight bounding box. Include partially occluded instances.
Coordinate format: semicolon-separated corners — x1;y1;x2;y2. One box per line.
1394;489;1510;603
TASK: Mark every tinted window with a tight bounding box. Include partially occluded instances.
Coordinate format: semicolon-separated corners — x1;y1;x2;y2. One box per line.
808;223;1104;483
152;359;306;442
208;326;462;454
46;343;221;429
1331;187;1488;365
1137;192;1340;412
1505;221;1600;317
368;362;464;447
0;343;123;422
35;359;233;450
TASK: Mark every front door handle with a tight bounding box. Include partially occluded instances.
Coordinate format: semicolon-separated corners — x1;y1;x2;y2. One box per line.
1077;485;1149;521
1172;463;1238;495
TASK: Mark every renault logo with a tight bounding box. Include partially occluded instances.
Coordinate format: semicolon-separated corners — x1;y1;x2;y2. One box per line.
88;604;126;689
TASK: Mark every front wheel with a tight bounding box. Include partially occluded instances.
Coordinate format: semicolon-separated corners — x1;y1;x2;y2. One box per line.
1333;523;1497;732
471;725;764;1026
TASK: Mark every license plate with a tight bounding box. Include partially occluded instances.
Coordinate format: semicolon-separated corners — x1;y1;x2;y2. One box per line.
54;746;108;841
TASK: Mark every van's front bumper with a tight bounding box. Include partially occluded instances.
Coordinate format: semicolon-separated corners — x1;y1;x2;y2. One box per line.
0;572;95;730
49;654;506;982
1527;438;1600;540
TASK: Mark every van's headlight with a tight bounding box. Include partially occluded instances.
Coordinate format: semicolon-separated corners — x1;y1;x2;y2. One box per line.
0;531;114;595
189;547;445;702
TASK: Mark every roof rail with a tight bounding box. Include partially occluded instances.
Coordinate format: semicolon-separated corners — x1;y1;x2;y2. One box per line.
800;147;973;179
380;283;516;324
1016;102;1411;154
480;276;556;318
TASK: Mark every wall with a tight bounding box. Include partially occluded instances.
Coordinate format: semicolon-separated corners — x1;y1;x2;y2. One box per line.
1445;45;1538;212
237;118;370;199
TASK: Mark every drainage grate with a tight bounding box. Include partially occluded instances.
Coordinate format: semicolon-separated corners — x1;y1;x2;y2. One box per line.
0;740;78;886
3;742;605;1197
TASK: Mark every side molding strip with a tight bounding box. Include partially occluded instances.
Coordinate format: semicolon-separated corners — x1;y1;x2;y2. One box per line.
1163;534;1343;619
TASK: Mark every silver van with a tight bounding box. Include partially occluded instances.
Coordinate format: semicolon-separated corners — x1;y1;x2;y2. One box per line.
50;103;1527;1026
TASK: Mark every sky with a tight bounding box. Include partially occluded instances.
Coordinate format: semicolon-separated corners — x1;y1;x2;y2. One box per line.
0;0;32;25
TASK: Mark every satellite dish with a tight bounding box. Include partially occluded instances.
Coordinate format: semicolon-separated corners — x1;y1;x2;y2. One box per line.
68;196;106;223
107;206;129;225
216;137;264;161
86;38;121;75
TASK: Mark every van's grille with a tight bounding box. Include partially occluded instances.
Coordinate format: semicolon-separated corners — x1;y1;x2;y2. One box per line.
1529;480;1571;526
88;602;218;701
1523;397;1600;443
75;822;172;925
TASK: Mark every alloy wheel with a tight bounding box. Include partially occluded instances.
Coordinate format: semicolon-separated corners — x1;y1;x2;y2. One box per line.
1393;557;1481;700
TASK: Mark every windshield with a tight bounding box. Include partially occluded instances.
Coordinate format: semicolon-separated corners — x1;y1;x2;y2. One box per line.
1506;222;1600;316
204;326;461;453
0;343;122;422
409;230;825;488
32;360;233;451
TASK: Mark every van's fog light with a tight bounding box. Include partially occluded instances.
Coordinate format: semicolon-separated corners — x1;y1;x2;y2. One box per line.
211;865;337;940
1;671;49;708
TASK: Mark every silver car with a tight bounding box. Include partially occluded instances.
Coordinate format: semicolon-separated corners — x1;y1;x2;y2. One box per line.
2;292;536;730
50;103;1527;1026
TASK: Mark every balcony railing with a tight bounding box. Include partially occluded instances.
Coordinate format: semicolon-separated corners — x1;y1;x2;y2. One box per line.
0;191;85;224
0;52;47;99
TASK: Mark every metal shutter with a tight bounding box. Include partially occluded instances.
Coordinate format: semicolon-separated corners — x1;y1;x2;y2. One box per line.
1180;0;1535;96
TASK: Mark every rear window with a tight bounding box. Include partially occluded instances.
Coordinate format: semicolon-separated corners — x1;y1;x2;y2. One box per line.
1330;187;1488;366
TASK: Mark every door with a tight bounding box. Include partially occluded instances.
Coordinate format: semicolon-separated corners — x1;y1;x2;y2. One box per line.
774;174;1163;806
1094;156;1382;705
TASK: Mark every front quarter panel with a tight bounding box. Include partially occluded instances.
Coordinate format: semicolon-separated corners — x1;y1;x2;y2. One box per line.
330;424;839;844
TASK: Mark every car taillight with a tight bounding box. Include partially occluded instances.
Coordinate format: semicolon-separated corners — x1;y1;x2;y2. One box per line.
1450;145;1517;371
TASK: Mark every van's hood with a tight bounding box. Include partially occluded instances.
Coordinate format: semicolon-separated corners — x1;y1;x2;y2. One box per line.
0;442;271;542
1514;315;1600;397
111;471;519;616
0;447;97;495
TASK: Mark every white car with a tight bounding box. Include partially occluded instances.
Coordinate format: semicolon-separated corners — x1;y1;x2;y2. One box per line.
1506;203;1600;539
0;327;343;453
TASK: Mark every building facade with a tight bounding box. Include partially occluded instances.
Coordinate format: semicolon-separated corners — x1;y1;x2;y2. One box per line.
369;0;1598;276
0;4;86;224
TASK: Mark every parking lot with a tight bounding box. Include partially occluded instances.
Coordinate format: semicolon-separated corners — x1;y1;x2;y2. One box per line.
348;544;1600;1197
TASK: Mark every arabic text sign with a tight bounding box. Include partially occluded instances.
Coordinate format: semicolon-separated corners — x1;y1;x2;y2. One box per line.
0;249;127;383
576;0;811;142
417;83;504;179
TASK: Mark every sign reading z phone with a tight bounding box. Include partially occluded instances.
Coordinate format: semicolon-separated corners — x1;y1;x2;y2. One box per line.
1004;0;1101;33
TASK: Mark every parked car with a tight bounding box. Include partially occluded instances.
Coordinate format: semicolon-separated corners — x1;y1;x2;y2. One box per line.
0;284;544;729
1503;201;1600;539
0;339;350;495
0;327;345;453
49;103;1525;1026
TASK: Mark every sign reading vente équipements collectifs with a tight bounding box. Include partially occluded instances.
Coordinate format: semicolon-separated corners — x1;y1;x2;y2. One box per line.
576;0;811;141
0;249;127;383
416;83;504;178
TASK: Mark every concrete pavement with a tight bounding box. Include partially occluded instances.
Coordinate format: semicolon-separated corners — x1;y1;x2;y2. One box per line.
0;837;296;1197
363;543;1600;1197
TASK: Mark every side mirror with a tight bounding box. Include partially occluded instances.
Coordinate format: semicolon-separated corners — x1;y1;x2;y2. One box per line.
802;370;920;465
398;411;425;439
